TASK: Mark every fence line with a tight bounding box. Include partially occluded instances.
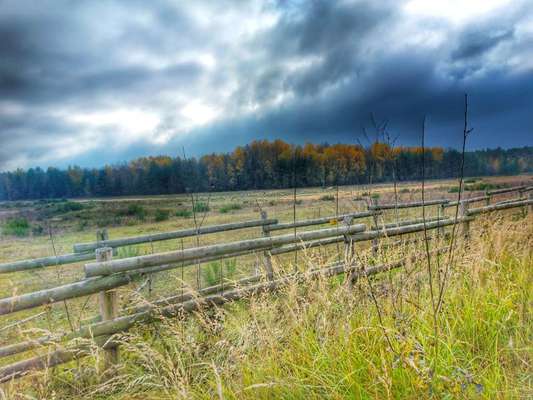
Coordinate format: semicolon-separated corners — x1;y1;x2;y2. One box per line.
0;191;529;383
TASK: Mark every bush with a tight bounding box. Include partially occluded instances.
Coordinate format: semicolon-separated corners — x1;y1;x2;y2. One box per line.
175;209;192;218
55;201;84;213
125;204;146;220
371;193;380;199
399;188;410;193
202;259;237;287
2;217;31;237
219;203;242;213
154;209;170;222
193;202;210;213
320;195;335;201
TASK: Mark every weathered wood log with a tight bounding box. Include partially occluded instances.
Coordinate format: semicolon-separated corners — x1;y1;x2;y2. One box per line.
379;216;446;229
84;224;367;277
0;251;95;274
270;236;344;255
0;336;110;383
368;199;449;210
486;185;526;196
349;217;471;242
265;211;377;232
73;218;278;253
466;199;533;216
443;195;490;207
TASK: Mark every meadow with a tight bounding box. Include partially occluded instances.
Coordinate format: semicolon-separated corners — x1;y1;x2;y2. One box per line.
0;175;531;399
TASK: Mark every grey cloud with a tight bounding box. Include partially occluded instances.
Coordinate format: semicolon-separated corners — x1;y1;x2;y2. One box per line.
0;0;532;170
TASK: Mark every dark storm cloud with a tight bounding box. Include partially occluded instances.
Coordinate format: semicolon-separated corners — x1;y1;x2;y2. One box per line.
0;0;532;170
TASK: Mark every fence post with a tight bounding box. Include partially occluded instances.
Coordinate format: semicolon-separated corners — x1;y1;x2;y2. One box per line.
519;188;526;216
438;204;446;238
370;197;379;257
485;190;491;206
342;216;358;289
260;211;274;280
459;202;470;240
96;246;119;368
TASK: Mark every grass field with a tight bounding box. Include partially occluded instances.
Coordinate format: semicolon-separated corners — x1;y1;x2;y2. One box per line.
0;175;532;399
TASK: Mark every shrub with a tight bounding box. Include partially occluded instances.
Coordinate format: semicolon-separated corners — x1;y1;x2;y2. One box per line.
399;188;410;193
371;193;380;199
202;259;237;287
125;204;146;220
193;202;210;213
2;217;31;237
154;209;170;222
219;203;242;213
320;195;335;201
175;209;192;218
55;201;84;213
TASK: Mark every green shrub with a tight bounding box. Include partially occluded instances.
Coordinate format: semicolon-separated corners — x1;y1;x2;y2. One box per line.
448;186;460;193
2;217;31;237
219;203;242;213
125;204;146;220
154;209;170;222
371;193;380;199
55;201;84;213
175;209;192;218
193;202;210;213
202;259;237;287
399;188;410;193
320;195;335;201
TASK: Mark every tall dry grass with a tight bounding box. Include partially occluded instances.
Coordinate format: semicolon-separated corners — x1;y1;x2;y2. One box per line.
2;214;532;399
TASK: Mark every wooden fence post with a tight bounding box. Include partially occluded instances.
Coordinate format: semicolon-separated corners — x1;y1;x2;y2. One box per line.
96;246;119;368
438;204;445;238
342;216;358;289
260;211;274;280
370;197;379;257
485;190;491;206
459;202;470;240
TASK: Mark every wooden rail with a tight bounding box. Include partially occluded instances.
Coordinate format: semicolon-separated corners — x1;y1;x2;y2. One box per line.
265;211;377;232
73;218;278;253
368;199;448;210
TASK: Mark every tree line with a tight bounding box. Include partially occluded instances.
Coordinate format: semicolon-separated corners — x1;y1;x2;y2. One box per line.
0;140;531;200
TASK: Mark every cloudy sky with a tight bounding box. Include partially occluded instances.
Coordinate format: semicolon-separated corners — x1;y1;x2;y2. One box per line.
1;0;532;171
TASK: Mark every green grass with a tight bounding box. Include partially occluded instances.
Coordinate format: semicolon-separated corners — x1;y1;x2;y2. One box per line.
1;217;31;237
154;209;170;222
175;209;192;218
219;203;242;213
193;202;210;213
202;259;238;286
8;215;530;399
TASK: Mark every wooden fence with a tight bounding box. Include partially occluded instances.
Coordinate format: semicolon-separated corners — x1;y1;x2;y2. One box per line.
0;185;531;383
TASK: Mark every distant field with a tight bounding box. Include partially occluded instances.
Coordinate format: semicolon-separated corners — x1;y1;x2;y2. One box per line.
0;174;531;398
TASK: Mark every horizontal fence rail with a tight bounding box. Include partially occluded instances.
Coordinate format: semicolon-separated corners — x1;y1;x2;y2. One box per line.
466;199;533;216
368;199;449;210
73;218;278;253
265;211;377;232
0;251;95;274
